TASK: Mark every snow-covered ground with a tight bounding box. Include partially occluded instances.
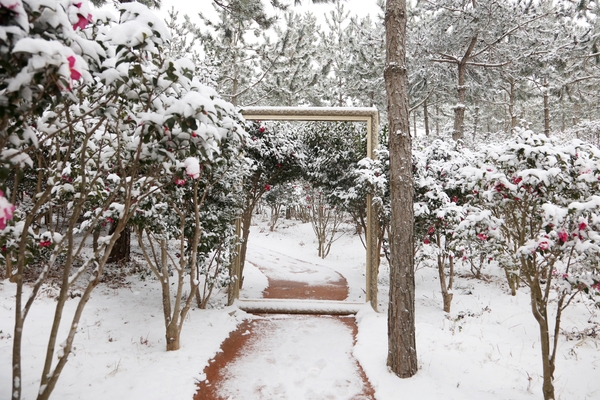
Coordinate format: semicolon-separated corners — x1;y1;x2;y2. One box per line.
214;314;369;399
1;215;599;399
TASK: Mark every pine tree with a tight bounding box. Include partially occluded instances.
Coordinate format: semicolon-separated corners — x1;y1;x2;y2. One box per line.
385;0;418;378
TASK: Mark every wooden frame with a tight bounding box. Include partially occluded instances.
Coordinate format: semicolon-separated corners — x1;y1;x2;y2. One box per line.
229;106;379;312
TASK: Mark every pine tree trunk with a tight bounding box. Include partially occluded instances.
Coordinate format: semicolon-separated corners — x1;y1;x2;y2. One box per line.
384;0;418;378
435;97;440;136
472;105;479;141
453;62;468;141
543;78;551;137
424;99;430;136
509;79;517;132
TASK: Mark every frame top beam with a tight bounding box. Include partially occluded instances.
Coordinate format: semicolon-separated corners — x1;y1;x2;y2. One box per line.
240;106;379;122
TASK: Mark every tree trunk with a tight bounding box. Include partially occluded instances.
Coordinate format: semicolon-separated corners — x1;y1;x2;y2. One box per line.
436;237;453;313
472;105;479;141
107;223;130;264
453;62;468;140
435;97;440;136
452;35;477;141
384;0;418;378
12;276;24;400
424;99;430;136
238;206;253;289
165;322;181;351
543;78;550;137
528;273;556;400
509;79;517;132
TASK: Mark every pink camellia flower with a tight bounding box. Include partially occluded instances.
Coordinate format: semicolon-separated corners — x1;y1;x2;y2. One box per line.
40;240;52;247
423;237;430;245
558;229;568;243
0;190;15;230
427;226;435;235
73;12;92;30
174;178;186;186
67;56;81;80
578;221;587;231
538;240;550;251
0;0;19;12
477;233;488;241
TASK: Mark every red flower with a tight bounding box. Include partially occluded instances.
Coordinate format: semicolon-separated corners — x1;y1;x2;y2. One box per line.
477;233;488;241
427;226;435;235
73;12;92;30
578;221;587;231
538;240;550;251
191;132;197;138
452;196;458;203
264;184;271;191
511;176;522;185
259;126;266;133
423;237;430;245
40;240;52;247
174;178;186;186
558;230;568;243
67;56;81;80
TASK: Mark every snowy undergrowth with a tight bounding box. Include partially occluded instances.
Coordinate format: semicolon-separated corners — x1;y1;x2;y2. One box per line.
358;257;600;400
0;275;246;400
2;214;599;399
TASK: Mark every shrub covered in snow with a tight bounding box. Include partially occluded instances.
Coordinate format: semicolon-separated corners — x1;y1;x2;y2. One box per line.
460;129;600;399
0;1;245;398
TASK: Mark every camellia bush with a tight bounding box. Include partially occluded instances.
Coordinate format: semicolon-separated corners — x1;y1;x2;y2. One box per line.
460;130;600;400
413;139;474;313
237;120;303;286
0;1;245;398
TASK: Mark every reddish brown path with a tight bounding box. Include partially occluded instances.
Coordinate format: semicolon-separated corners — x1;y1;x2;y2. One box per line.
194;262;375;400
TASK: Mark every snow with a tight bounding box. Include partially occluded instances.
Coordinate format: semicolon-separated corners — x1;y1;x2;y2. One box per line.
215;315;366;399
1;215;599;399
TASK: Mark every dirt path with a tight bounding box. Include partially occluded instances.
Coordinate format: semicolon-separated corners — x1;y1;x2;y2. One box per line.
194;252;375;400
